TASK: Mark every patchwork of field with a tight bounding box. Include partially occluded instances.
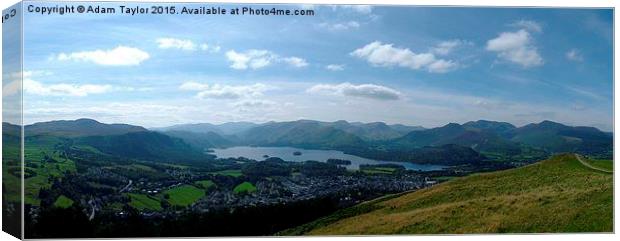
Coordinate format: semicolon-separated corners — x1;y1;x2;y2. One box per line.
53;195;75;208
233;182;257;194
163;185;206;207
128;193;162;211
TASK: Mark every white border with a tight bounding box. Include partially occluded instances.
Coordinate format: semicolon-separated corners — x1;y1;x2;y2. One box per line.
1;1;617;241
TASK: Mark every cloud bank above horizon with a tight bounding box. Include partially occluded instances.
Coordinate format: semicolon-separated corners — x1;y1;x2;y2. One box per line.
12;4;613;131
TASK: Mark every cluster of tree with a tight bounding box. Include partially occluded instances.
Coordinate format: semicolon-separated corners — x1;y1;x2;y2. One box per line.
326;159;352;165
241;157;291;178
347;144;486;166
300;161;346;177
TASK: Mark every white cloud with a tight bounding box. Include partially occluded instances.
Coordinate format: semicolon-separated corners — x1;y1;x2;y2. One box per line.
225;50;276;70
486;29;543;67
326;64;345;71
24;79;111;97
351;41;458;73
336;5;372;14
564;85;605;100
318;21;360;31
199;43;221;53
511;20;543;33
232;99;278;108
179;82;272;99
56;46;150;66
2;80;20;97
427;59;458;73
307;82;402;100
3;70;112;97
566;49;584;62
156;38;196;51
432;39;470;55
156;38;221;53
225;49;308;70
281;57;309;68
2;71;31;97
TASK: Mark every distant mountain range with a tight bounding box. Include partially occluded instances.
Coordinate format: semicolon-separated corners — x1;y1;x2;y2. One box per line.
26;118;147;137
153;122;259;136
155;119;424;142
3;118;613;165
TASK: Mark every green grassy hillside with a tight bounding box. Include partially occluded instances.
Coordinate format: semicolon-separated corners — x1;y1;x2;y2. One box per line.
282;154;612;235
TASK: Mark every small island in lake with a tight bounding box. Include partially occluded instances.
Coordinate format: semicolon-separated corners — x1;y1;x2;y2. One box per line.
293;151;302;156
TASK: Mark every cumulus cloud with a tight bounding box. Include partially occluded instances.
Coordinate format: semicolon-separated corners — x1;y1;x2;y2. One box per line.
427;59;458;73
432;39;470;55
225;49;308;70
199;43;221;53
566;49;584;62
486;29;543;67
232;99;278;108
225;50;274;70
318;21;360;31
2;80;21;97
24;79;111;97
3;70;112;97
351;41;458;73
326;64;345;71
510;20;543;33
179;82;272;99
2;71;33;97
281;57;309;68
156;38;196;51
156;38;221;53
307;82;402;100
56;46;150;66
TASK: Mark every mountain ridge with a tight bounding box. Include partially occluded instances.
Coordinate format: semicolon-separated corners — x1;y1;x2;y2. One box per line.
8;118;613;165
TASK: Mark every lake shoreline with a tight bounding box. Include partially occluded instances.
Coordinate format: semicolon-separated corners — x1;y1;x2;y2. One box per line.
209;146;448;171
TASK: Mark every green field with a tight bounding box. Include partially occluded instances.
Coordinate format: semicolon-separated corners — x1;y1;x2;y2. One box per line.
282;154;613;235
128;193;162;211
195;180;217;190
361;167;397;175
583;158;613;172
163;185;205;207
433;176;459;182
233;182;257;194
23;147;77;205
1;162;21;203
210;169;243;177
53;195;74;208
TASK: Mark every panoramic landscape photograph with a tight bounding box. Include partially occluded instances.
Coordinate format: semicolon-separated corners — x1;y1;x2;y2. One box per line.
1;2;614;238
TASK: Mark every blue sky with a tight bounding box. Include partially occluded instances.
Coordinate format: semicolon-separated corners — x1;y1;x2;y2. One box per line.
6;2;613;130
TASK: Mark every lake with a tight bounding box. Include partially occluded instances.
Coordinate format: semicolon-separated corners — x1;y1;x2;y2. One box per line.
210;146;448;171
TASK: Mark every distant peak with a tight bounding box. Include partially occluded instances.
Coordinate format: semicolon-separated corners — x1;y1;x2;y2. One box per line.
538;120;564;127
540;120;558;124
443;123;462;128
74;118;100;123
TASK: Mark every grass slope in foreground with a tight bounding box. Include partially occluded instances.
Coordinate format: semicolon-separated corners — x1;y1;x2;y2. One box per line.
283;154;612;235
